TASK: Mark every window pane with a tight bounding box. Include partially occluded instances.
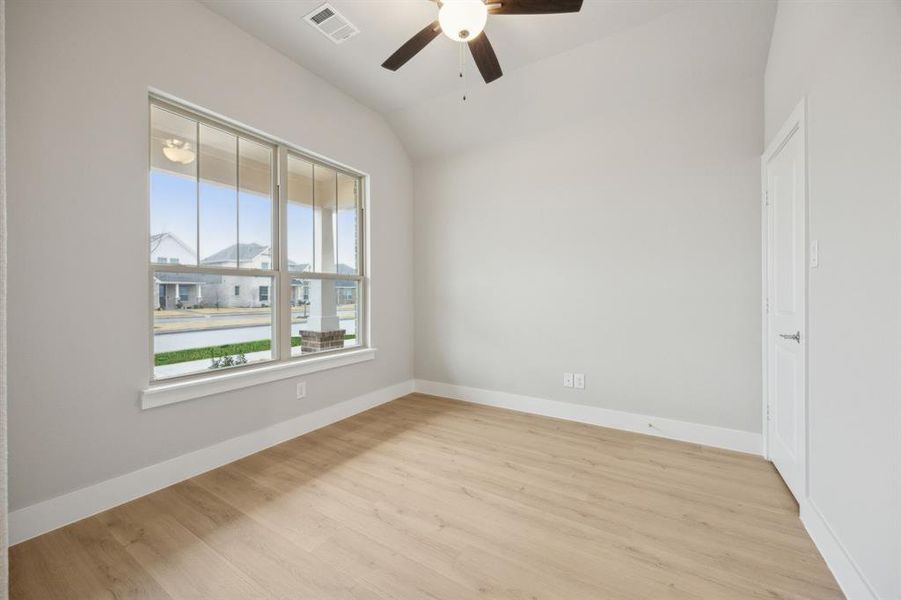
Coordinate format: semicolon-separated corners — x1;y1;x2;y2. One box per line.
291;278;358;357
287;155;313;272
153;272;274;379
339;280;360;349
314;165;337;273
150;106;198;265
239;138;273;269
337;173;358;274
199;124;238;268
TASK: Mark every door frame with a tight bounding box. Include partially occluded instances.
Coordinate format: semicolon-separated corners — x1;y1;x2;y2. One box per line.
760;98;808;497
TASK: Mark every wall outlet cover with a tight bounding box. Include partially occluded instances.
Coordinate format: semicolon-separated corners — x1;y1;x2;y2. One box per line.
574;373;585;389
296;381;307;399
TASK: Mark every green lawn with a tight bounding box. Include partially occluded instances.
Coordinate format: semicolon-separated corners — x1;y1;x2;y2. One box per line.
154;335;357;366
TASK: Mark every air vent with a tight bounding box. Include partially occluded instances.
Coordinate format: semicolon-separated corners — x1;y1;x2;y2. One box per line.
304;3;359;45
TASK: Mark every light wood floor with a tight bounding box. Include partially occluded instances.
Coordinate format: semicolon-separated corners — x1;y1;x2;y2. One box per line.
10;394;842;599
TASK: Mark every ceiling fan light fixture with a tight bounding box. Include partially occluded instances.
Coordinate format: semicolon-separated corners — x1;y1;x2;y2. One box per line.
438;0;488;42
162;139;196;165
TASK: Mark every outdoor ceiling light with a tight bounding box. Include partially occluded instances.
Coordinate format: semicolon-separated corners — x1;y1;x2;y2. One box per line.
438;0;488;42
162;138;196;165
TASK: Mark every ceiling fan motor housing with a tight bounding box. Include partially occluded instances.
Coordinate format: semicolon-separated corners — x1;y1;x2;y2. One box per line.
439;0;488;42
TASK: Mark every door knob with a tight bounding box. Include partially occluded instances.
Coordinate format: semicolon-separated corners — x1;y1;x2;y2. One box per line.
779;331;801;343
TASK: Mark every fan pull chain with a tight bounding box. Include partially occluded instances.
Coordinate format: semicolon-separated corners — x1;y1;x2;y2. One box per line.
459;43;467;102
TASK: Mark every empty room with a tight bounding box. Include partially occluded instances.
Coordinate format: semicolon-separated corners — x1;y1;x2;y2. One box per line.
0;0;899;598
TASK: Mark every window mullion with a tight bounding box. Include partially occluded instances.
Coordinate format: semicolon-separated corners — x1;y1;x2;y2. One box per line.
195;120;200;266
277;145;291;362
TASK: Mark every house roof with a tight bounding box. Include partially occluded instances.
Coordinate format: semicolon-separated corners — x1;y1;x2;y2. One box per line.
202;243;270;264
151;232;196;257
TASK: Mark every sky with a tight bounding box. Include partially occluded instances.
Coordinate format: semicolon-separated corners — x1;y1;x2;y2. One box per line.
151;170;358;270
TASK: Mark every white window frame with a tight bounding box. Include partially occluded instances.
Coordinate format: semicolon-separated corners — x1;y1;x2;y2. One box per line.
143;94;372;408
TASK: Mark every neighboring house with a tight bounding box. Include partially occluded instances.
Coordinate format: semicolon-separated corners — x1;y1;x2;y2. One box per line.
200;243;357;308
335;264;358;305
152;233;204;309
150;232;195;266
290;263;357;306
154;271;220;310
152;233;356;310
201;242;272;270
200;243;274;309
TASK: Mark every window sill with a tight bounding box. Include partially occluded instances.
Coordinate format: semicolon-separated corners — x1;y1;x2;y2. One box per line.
141;348;377;410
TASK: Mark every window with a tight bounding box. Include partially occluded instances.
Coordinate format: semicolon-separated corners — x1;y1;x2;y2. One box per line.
286;156;362;356
149;96;365;381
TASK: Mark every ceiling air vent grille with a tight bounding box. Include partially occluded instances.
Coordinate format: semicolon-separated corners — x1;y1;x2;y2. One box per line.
304;3;359;45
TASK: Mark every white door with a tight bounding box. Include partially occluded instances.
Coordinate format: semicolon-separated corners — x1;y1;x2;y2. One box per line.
763;103;807;502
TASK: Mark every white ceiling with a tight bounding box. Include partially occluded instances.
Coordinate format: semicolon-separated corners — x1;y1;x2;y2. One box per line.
201;0;686;113
200;0;777;159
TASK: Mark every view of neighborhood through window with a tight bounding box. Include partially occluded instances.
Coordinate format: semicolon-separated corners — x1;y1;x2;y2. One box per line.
150;99;364;380
286;154;360;358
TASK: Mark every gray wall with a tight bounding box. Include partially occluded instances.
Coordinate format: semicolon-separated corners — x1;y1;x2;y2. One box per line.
6;0;413;510
1;0;9;591
765;2;901;597
413;72;765;433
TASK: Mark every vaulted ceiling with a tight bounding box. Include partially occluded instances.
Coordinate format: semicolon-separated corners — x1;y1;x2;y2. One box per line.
201;0;777;159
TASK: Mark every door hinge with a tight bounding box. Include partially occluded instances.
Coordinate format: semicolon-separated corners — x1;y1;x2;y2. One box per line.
764;190;769;206
766;403;771;421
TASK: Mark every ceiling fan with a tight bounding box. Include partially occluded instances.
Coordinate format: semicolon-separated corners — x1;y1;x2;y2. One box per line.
381;0;583;85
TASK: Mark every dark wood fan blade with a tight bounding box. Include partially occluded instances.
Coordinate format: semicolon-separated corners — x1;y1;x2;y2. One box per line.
488;0;583;15
382;21;441;71
468;33;503;84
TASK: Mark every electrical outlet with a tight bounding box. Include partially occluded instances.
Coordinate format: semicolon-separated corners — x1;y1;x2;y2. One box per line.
573;373;585;389
563;373;574;388
296;381;306;399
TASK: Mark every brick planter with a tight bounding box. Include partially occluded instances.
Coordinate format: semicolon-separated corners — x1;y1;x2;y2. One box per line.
299;329;345;353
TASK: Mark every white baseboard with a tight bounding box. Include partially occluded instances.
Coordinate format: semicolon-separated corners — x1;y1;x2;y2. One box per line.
10;377;877;600
9;379;415;545
800;499;878;600
414;379;763;455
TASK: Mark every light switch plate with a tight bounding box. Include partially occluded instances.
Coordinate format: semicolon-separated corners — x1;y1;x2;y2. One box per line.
296;381;307;399
573;373;585;389
563;373;574;388
810;240;819;268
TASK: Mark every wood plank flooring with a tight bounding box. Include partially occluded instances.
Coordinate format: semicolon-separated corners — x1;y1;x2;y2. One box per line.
10;393;843;599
